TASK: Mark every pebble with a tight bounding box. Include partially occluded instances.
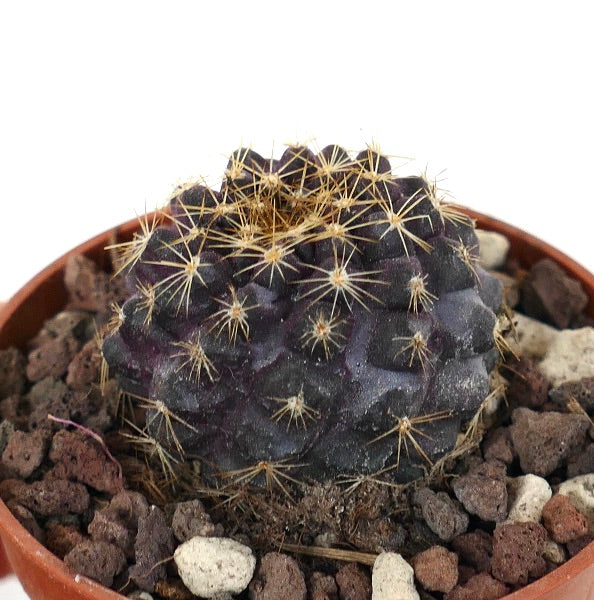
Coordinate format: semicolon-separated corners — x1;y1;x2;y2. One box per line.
14;478;90;516
451;530;492;573
372;552;420;600
335;562;372;600
509;313;559;360
0;347;26;398
520;258;588;328
64;540;126;588
541;494;589;543
506;357;549;408
504;474;552;525
557;473;594;530
1;429;48;478
542;540;566;565
538;327;594;387
411;545;458;593
482;427;515;464
309;571;338;600
476;230;510;270
452;461;507;522
491;522;547;586
509;407;590;477
413;488;468;542
174;536;256;598
249;552;307;600
548;376;594;413
171;499;223;542
444;573;509;600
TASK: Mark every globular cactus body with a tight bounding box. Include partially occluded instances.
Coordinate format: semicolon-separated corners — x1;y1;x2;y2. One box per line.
103;144;503;484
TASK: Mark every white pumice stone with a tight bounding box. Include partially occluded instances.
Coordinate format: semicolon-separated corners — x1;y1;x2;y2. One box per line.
557;474;594;530
538;327;594;388
173;536;256;598
476;229;510;270
510;313;559;360
504;474;552;525
542;540;567;564
372;552;420;600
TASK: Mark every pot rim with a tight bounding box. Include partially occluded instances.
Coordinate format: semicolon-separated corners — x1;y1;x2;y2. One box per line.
0;208;593;600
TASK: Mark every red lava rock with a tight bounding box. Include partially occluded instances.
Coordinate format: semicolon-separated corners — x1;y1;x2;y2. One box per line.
64;254;118;313
482;427;515;465
541;494;589;543
48;429;122;494
347;516;406;554
548;376;594;414
14;478;90;516
520;258;588;328
249;552;307;600
566;532;594;557
2;429;49;478
309;571;338;600
45;522;86;559
26;333;80;382
451;530;493;573
64;540;126;588
412;545;458;593
491;522;547;586
507;357;549;409
413;488;469;542
567;442;594;477
89;490;150;558
27;376;70;432
0;347;26;398
66;339;102;390
0;419;15;454
335;562;372;600
456;565;476;586
129;505;175;592
1;394;31;429
452;460;508;522
29;310;90;350
444;572;509;600
509;407;590;477
6;500;43;542
0;478;28;502
171;498;223;542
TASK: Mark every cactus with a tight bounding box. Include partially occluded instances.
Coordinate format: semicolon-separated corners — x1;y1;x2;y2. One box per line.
102;143;505;487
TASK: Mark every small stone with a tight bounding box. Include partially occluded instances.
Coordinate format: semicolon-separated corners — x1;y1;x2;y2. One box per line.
452;461;507;522
174;536;256;598
481;427;515;464
6;500;43;541
249;552;307;600
509;407;589;477
372;552;419;600
548;377;594;414
0;420;15;455
557;474;594;529
309;571;338;600
28;310;90;349
509;313;559;360
539;327;594;388
2;429;48;478
63;254;116;313
520;258;588;329
14;478;90;516
129;505;175;592
451;530;492;573
336;563;371;600
171;499;223;542
0;348;26;398
504;474;552;525
26;333;80;382
26;376;70;432
66;339;102;390
506;357;549;408
542;494;589;543
491;522;547;586
444;573;509;600
413;488;468;542
542;540;566;564
45;522;86;559
566;533;594;557
476;230;510;270
64;540;126;588
412;546;458;593
491;272;519;308
567;443;594;477
49;429;122;494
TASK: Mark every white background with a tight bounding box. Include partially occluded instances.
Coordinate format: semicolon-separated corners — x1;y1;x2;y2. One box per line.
1;1;593;597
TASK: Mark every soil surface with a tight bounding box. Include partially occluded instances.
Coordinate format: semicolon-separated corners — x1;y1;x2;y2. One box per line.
0;251;593;600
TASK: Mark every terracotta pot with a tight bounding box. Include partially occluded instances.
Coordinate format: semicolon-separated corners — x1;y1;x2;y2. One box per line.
0;210;592;600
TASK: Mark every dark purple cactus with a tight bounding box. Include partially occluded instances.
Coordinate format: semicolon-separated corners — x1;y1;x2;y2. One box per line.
102;144;504;485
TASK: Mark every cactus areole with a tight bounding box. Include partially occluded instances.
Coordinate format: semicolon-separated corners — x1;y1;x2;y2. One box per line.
103;144;505;486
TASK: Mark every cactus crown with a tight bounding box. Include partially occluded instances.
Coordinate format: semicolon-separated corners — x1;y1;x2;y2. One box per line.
103;143;504;491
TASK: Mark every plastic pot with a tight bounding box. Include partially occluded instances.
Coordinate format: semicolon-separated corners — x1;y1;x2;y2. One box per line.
0;209;592;600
